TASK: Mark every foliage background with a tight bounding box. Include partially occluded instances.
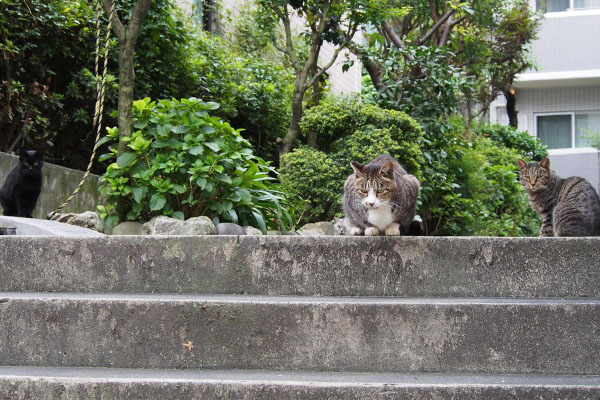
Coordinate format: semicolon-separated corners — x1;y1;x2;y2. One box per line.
1;0;547;236
0;0;293;169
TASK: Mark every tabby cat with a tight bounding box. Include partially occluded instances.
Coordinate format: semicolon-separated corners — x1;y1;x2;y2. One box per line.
343;154;420;236
518;157;600;237
0;149;44;218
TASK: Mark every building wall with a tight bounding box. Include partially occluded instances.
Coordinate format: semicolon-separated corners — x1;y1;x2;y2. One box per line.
527;10;600;73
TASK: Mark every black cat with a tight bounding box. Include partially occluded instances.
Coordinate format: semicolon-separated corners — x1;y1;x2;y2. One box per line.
0;150;44;218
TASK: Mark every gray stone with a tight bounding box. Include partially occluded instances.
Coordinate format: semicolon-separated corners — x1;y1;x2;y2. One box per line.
142;216;216;235
298;221;335;236
110;221;145;235
48;211;104;233
243;226;263;236
216;223;263;236
216;223;246;235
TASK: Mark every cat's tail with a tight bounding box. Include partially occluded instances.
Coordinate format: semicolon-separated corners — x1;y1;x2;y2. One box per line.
407;220;423;236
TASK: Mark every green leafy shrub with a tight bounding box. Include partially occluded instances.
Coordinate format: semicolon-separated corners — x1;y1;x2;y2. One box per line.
451;138;540;236
419;123;542;236
474;123;548;161
98;97;297;232
281;96;425;224
280;147;345;223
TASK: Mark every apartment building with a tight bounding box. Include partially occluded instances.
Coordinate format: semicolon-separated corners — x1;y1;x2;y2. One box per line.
491;0;600;190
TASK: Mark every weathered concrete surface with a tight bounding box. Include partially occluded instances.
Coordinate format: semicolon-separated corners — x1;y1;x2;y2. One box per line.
0;293;598;375
0;367;599;400
0;216;104;236
0;152;101;219
0;236;599;297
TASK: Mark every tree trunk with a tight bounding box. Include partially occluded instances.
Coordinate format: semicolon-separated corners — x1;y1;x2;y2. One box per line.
102;0;151;155
504;90;518;129
117;43;136;155
279;87;306;157
307;64;322;148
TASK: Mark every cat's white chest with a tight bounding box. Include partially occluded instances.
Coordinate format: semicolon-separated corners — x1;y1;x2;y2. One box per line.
367;205;394;231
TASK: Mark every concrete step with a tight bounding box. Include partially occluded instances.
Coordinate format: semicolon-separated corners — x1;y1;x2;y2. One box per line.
1;293;599;375
1;236;600;297
0;366;599;399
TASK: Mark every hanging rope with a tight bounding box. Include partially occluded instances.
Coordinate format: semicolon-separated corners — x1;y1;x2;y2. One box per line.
48;0;114;219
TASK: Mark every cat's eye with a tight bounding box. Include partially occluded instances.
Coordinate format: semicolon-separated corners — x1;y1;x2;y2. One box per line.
377;188;388;194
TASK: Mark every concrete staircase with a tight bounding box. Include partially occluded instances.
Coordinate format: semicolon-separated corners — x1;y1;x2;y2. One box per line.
0;235;599;399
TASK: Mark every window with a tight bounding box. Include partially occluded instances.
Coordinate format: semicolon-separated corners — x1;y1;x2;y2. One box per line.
536;0;600;11
536;112;600;149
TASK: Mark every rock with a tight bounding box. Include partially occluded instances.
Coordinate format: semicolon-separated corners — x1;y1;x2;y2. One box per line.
142;216;216;235
110;221;144;235
298;221;335;236
216;223;246;235
216;222;264;235
48;211;104;233
244;226;263;236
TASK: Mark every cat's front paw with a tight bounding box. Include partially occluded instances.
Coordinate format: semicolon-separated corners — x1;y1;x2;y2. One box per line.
349;227;363;236
384;223;400;236
365;227;380;236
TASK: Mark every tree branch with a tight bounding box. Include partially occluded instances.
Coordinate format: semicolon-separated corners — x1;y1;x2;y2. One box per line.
102;0;125;41
439;14;466;47
271;4;302;72
416;8;456;46
307;45;342;88
126;0;152;45
382;20;415;63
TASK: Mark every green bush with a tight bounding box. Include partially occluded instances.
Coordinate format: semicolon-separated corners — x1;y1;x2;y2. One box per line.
474;123;548;161
449;138;540;236
419;123;542;236
281;96;425;224
98;97;297;232
280;147;345;223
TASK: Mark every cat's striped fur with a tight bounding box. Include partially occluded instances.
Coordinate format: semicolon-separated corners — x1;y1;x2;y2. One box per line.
343;154;419;236
518;157;600;237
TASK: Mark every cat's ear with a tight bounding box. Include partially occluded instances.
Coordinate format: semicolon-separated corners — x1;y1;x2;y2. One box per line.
517;159;528;170
350;161;365;176
540;157;550;170
379;161;394;177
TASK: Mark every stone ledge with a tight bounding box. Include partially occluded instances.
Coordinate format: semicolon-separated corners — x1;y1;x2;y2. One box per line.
0;367;598;400
0;216;104;236
1;235;599;297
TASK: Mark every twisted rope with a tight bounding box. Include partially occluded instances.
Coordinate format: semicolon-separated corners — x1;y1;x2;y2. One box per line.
49;0;114;219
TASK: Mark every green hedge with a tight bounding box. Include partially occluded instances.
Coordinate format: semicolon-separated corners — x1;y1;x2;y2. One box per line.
281;97;425;225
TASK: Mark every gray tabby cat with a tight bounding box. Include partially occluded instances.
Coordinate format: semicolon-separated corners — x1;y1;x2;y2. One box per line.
518;157;600;237
343;154;420;236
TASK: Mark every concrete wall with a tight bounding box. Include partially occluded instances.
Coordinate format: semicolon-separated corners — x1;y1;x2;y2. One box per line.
527;10;600;74
0;152;102;219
